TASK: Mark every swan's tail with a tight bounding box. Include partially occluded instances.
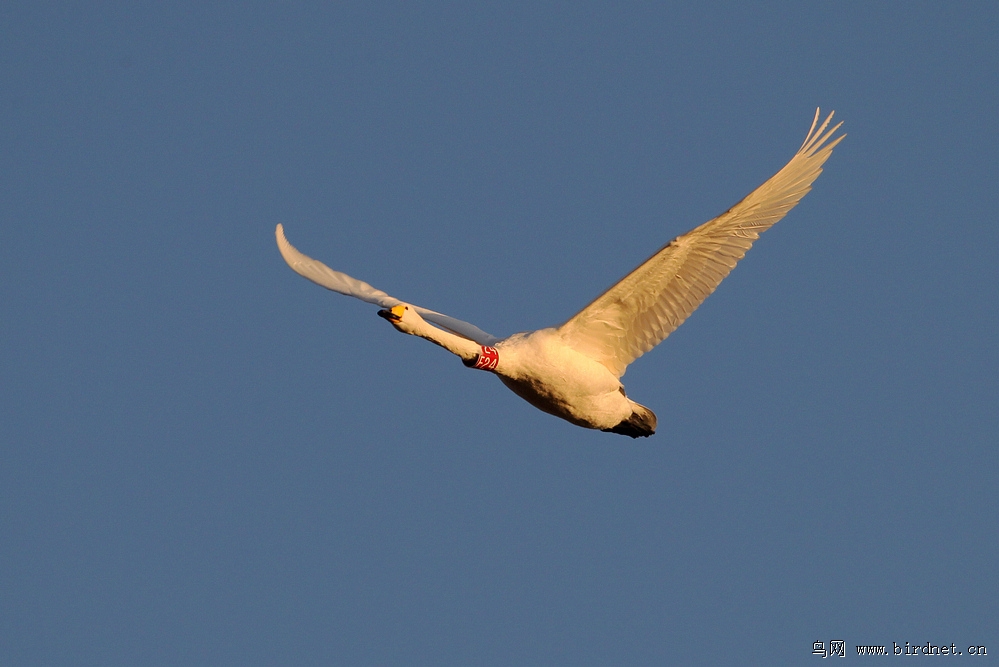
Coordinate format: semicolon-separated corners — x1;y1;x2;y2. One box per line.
603;402;657;438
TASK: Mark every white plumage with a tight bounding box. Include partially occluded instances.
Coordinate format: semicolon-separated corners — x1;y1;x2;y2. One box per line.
277;109;844;437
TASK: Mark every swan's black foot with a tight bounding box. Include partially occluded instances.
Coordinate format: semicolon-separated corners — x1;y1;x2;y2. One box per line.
602;405;657;438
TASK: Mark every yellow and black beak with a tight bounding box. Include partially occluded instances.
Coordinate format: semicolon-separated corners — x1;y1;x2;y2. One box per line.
377;304;406;323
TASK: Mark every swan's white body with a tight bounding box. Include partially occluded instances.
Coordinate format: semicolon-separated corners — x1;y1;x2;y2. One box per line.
495;328;652;434
277;110;844;437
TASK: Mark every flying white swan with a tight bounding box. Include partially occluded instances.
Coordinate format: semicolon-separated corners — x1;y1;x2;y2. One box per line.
277;109;844;437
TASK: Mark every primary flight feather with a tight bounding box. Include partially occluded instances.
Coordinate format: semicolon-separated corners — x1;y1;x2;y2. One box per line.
277;109;844;437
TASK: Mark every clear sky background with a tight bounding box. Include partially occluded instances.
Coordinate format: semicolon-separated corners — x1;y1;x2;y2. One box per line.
2;3;996;665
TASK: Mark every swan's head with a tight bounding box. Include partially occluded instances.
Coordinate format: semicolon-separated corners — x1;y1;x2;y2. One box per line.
377;303;421;334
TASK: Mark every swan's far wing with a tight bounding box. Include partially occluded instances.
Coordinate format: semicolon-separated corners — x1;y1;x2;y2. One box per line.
276;223;400;308
414;308;501;347
276;224;500;346
559;109;844;377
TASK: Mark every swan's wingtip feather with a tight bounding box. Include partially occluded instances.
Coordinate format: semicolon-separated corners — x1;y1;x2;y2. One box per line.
274;223;305;271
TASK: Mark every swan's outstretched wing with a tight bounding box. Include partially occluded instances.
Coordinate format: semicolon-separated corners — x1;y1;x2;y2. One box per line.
276;224;398;308
415;308;500;347
559;109;845;377
276;224;500;346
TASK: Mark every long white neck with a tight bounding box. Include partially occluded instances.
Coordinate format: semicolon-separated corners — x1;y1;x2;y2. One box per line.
406;313;482;363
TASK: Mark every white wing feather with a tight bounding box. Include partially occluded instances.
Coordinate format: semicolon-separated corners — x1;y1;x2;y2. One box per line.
276;224;500;346
559;109;845;377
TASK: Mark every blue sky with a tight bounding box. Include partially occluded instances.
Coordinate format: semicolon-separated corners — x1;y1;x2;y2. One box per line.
1;3;996;664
